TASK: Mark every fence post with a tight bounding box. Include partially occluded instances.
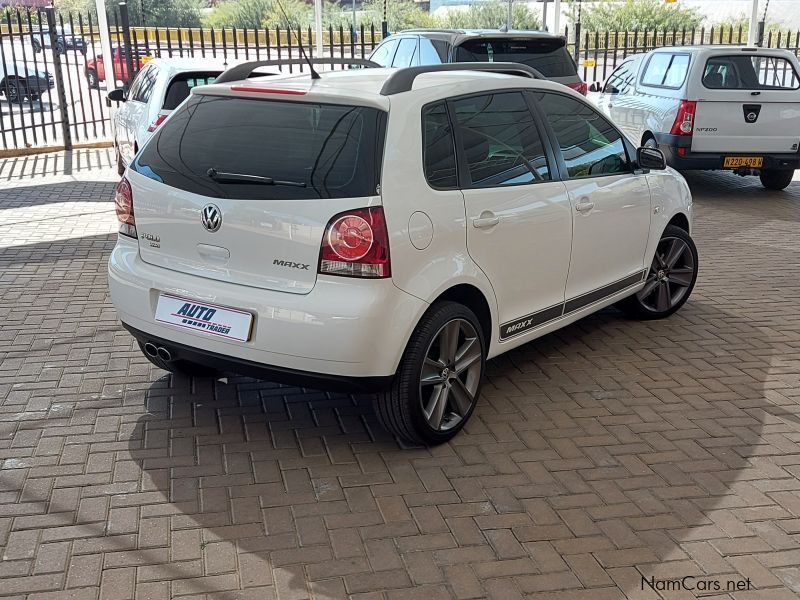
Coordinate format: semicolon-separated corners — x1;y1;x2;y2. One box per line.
45;6;71;150
381;0;388;38
757;20;765;47
119;2;135;91
573;22;581;62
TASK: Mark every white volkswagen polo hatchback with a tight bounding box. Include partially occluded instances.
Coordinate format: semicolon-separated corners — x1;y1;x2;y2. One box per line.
109;60;698;444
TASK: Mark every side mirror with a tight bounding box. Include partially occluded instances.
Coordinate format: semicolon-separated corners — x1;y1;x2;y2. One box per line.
637;146;667;171
107;88;126;103
588;81;601;93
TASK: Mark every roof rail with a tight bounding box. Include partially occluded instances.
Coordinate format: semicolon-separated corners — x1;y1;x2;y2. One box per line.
379;62;545;96
215;58;380;84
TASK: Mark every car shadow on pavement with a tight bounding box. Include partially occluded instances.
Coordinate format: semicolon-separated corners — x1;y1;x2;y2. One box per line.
124;296;798;598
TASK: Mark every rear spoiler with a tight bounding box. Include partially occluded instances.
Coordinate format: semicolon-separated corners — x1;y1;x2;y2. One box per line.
215;58;380;84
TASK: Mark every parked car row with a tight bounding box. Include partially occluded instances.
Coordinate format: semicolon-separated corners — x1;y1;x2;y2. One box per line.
108;46;698;444
107;29;798;443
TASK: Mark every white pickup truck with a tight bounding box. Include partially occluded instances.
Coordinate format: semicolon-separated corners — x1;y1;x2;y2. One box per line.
589;46;800;190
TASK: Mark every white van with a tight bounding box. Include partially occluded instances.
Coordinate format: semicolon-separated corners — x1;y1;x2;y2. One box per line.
590;46;800;190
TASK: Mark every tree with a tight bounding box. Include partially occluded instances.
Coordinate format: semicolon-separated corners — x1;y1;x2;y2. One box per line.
441;2;541;30
568;0;703;32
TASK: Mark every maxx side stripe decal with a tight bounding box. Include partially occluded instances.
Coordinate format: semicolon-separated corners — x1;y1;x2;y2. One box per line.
499;270;648;341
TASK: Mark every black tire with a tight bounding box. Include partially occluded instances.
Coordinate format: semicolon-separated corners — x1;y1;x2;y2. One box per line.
617;224;698;320
760;169;795;191
375;301;486;445
32;40;41;53
86;68;98;89
116;143;125;176
137;341;216;377
55;42;65;55
4;80;24;104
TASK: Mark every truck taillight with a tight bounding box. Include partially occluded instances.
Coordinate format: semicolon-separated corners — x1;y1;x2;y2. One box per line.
567;81;588;96
319;207;391;278
147;112;168;132
114;176;136;238
670;100;697;136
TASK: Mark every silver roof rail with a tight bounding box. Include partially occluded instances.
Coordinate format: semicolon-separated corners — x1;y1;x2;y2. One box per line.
379;62;545;96
215;58;380;84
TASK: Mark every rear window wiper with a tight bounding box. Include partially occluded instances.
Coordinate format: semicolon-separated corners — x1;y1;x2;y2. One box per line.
206;168;306;187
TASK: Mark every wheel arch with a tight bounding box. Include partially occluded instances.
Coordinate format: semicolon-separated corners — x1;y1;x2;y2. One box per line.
667;212;690;234
432;283;493;347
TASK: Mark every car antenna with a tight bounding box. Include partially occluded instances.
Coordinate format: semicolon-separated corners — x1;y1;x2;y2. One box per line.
275;0;320;80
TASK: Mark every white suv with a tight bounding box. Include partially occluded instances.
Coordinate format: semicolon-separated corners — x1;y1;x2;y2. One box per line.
590;46;800;190
109;60;698;444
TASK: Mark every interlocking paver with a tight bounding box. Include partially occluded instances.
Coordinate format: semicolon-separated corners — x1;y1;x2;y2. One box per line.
2;151;800;598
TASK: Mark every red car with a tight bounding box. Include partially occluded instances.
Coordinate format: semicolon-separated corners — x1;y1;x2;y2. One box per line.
85;47;145;88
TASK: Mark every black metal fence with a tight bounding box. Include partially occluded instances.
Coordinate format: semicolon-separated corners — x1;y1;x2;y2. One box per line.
1;3;799;152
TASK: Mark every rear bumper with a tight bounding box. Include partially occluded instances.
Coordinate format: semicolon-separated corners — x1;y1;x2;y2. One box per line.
108;235;426;382
122;323;393;392
654;133;800;171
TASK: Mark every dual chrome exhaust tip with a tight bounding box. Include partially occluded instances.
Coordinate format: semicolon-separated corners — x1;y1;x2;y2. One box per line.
143;342;173;362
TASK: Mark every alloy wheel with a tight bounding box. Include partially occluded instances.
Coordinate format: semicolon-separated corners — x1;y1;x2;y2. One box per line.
637;236;695;313
419;318;482;432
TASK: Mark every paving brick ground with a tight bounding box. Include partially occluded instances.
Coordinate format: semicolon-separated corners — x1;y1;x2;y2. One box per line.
1;150;800;599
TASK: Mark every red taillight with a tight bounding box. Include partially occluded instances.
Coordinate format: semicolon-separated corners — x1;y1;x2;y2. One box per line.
147;112;168;132
114;176;136;238
319;207;391;278
567;81;588;96
670;100;697;136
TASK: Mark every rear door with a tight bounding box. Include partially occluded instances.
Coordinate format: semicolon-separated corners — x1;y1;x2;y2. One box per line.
130;93;386;295
452;91;573;340
692;53;800;153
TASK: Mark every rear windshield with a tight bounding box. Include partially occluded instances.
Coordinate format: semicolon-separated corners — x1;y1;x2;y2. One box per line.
703;55;800;90
134;94;386;200
162;72;221;110
453;38;577;78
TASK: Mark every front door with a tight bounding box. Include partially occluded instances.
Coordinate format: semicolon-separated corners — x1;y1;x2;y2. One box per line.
451;91;573;341
533;91;651;304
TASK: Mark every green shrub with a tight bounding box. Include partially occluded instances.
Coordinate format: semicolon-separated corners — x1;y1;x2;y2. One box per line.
569;0;703;32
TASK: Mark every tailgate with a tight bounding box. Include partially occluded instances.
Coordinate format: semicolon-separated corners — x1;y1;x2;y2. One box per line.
130;91;385;295
693;100;800;153
692;52;800;154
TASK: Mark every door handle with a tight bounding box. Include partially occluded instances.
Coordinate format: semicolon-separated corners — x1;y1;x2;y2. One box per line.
472;211;500;229
575;199;595;213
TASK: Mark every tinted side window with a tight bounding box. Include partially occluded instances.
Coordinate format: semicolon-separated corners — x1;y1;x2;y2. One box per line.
392;37;418;67
163;72;221;110
535;92;630;179
452;92;550;188
423;102;457;189
133;65;158;103
603;62;632;94
370;38;398;67
641;53;690;88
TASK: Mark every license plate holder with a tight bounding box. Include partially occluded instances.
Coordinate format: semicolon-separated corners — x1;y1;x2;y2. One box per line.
154;293;253;342
723;156;763;168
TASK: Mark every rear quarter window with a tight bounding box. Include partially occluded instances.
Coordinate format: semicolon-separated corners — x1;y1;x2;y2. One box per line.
134;94;386;200
163;72;221;110
702;55;800;90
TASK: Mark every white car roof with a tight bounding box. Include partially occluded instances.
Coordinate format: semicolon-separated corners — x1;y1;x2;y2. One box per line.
648;45;799;58
194;66;579;110
143;57;230;78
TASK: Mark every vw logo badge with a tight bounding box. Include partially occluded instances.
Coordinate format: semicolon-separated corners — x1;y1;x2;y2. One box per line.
746;112;758;123
201;204;222;232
